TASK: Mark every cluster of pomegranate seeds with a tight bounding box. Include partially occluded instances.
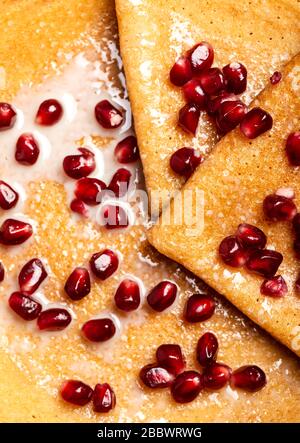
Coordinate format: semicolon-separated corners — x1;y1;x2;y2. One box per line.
0;262;4;282
0;102;16;130
0;180;19;210
61;380;116;412
108;168;131;197
184;293;215;323
95;99;124;129
38;308;72;331
170;147;203;178
90;249;119;280
82;317;116;342
15;133;40;165
9;292;42;321
114;278;141;312
147;280;177;312
64;267;91;301
63;148;96;179
285;132;300;166
35;99;63;126
19;258;48;295
219;223;285;296
270;71;282;85
114;135;139;163
0;218;33;245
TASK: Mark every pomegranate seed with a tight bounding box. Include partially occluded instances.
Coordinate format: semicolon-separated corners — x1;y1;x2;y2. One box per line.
170;148;203;179
178;103;201;135
218;235;248;267
286;132;300;166
182;79;207;108
216;100;247;134
95;100;123;129
35;99;63;126
114;136;139;163
70;198;89;217
101;204;129;229
293;213;300;236
156;344;185;376
223;62;247;94
0;102;16;130
18;258;47;295
0;262;4;282
184;293;215;323
15;133;40;165
240;107;273;139
9;292;42;321
188;42;214;73
82;318;116;342
61;380;93;406
206;92;236;116
75;177;106;206
0;219;33;245
203;363;232;390
270;71;282;85
171;370;202;403
236;223;267;249
37;308;72;331
198;68;225;96
231;365;266;392
63;148;95;179
147;281;177;312
114;279;141;312
196;332;218;367
140;364;174;388
246;249;283;278
0;180;19;210
64;267;91;301
263;194;297;221
90;249;119;280
93;383;116;413
260;275;288;297
108;168;131;197
169;55;193;86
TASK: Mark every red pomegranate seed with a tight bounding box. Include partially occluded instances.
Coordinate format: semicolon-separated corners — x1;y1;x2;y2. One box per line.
202;363;232;390
0;102;16;130
293;213;300;236
260;275;288;297
0;262;4;282
286;132;300;166
70;198;89;218
218;235;248;267
101;204;129;229
90;249;119;280
37;308;72;331
178;103;201;135
171;370;202;403
35;99;63;126
182;79;207;108
64;267;91;301
0;219;33;245
231;365;266;392
223;62;247;94
93;383;116;413
63;148;95;179
147;281;177;312
206;92;236;116
114;279;140;312
216;100;247;134
270;71;282;85
240;107;273;139
18;258;47;295
9;291;42;321
82;318;116;342
198;68;225;96
184;293;215;323
61;380;93;406
75;177;106;206
140;364;174;389
108;168;131;197
188;42;214;73
246;249;283;278
263;194;297;221
114;135;139;163
236;223;267;249
95;100;123;129
156;344;185;376
196;332;218;367
170;55;193;86
15;133;40;165
0;180;19;210
170;147;203;179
